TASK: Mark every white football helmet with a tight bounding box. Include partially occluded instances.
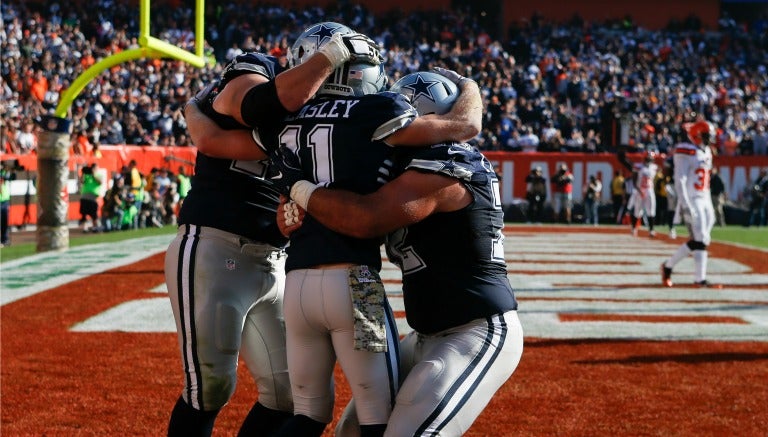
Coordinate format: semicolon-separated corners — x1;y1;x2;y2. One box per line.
390;71;458;115
289;21;353;67
319;61;388;97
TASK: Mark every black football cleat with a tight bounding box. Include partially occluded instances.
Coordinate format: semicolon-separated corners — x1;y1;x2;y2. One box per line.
661;262;673;287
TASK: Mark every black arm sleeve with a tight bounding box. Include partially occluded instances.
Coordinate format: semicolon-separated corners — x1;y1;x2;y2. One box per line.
240;80;290;129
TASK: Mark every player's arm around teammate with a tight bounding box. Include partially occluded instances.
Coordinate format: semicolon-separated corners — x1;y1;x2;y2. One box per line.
166;34;370;436
184;32;373;159
275;72;523;437
277;146;524;437
190;66;483;162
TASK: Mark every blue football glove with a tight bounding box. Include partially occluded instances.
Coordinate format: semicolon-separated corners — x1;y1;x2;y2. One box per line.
268;146;304;197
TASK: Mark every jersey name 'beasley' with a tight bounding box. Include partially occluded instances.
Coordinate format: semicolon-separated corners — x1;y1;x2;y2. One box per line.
285;99;359;120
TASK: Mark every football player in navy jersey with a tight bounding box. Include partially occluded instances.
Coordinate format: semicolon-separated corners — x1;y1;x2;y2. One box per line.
189;29;482;437
165;23;379;436
274;71;523;437
188;22;482;436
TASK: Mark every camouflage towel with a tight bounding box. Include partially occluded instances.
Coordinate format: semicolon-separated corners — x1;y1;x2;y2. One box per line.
348;265;388;352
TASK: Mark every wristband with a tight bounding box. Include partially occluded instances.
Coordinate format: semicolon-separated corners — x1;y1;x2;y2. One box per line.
290;180;320;210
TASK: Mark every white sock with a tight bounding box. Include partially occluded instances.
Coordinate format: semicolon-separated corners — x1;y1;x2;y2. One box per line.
666;243;691;269
693;250;707;282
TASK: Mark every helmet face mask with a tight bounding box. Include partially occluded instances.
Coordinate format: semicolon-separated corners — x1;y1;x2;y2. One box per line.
389;71;459;115
289;22;353;67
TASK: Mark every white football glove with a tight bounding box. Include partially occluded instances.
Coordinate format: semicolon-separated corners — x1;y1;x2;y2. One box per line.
318;32;383;69
342;33;383;65
318;32;351;69
432;66;474;87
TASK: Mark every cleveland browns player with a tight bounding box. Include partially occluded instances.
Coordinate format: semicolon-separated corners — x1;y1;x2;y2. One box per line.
660;120;722;288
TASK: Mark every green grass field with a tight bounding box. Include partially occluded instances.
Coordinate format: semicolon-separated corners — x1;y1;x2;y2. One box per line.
1;223;765;265
709;225;768;249
0;225;178;263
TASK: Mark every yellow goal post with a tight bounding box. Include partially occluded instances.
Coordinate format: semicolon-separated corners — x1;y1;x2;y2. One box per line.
54;0;206;117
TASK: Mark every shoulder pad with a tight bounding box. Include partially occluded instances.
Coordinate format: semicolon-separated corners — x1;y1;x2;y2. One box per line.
368;93;418;141
402;143;491;182
674;143;698;155
221;52;281;83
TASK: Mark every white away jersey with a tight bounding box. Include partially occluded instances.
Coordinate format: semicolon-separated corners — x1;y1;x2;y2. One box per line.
673;142;714;205
634;162;658;195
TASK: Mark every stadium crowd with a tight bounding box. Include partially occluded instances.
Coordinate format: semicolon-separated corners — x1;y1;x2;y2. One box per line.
3;0;768;158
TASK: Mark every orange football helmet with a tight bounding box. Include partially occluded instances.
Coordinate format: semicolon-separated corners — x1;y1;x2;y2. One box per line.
683;120;714;146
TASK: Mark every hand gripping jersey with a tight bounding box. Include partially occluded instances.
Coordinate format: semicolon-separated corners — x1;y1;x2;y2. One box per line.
255;92;417;271
179;53;287;247
385;143;518;334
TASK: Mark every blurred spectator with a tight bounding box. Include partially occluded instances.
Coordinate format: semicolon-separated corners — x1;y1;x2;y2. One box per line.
525;166;547;222
551;163;574;224
0;161;16;246
753;125;768;156
710;167;726;226
78;163;103;232
517;126;540;152
102;175;126;232
15;121;37;153
153;167;172;199
610;170;626;224
175;166;191;210
747;168;768;226
654;167;668;226
120;192;139;230
583;174;602;226
663;174;678;239
2;0;768;159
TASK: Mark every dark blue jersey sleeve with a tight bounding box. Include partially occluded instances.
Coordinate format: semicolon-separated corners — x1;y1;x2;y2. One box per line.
385;143;516;334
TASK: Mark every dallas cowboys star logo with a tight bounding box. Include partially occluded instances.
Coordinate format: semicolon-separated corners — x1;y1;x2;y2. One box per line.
403;74;440;102
307;24;337;46
439;159;459;177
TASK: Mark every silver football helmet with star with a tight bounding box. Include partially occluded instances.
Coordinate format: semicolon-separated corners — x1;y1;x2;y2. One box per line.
289;21;354;67
319;61;387;97
390;71;459;115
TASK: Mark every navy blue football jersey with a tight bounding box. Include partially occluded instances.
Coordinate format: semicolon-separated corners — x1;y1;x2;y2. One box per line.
384;143;518;334
179;53;288;247
255;92;418;271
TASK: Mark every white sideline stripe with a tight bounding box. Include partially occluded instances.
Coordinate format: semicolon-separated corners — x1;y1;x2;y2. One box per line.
149;284;167;293
509;273;768;287
505;259;749;273
5;230;767;342
70;297;177;332
518;288;768;302
0;235;174;306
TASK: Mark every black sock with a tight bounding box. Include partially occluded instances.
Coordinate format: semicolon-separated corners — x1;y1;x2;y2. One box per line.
237;402;293;437
360;423;387;437
272;414;326;437
167;396;220;437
